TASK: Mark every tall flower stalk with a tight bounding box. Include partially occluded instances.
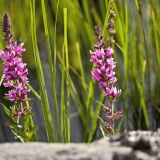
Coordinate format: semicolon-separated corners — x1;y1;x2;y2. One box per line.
90;1;123;136
0;13;38;142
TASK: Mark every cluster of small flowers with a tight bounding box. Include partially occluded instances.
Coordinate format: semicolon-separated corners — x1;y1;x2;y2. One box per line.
0;42;30;116
90;26;122;133
0;12;38;142
104;106;123;121
0;13;30;118
90;26;121;101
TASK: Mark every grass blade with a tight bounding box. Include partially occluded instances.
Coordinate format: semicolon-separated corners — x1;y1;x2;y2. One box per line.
30;0;56;142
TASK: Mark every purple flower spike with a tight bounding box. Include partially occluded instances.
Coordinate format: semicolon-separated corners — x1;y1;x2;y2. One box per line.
90;27;121;101
0;13;37;141
90;47;121;100
90;26;123;135
0;41;30;102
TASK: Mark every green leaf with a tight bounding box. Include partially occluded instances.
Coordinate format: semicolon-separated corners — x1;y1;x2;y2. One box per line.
114;127;120;134
26;82;41;100
2;103;17;123
5;122;22;129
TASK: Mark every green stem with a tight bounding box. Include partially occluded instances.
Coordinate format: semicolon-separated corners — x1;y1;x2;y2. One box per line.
63;8;70;143
110;100;114;135
91;96;106;142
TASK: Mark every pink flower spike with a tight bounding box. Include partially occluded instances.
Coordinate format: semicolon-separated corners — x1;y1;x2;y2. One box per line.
90;26;122;136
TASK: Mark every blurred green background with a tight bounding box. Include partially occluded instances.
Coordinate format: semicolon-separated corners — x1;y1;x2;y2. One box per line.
0;0;160;142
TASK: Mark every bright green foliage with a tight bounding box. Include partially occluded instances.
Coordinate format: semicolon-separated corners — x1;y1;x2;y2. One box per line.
2;103;39;142
0;0;160;142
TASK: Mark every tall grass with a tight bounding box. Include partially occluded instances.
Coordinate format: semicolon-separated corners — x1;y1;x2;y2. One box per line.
0;0;160;142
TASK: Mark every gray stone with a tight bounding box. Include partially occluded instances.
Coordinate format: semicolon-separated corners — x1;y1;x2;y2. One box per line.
0;129;160;160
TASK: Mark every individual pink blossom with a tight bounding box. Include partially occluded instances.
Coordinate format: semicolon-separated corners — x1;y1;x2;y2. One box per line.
104;122;113;133
107;115;114;121
113;111;123;120
107;111;123;121
105;87;121;100
104;107;112;113
13;106;29;118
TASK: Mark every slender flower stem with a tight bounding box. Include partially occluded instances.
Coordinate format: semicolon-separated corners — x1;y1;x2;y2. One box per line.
110;100;114;134
19;102;22;112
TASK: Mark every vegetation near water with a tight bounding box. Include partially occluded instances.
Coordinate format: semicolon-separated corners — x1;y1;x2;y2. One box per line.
0;0;160;142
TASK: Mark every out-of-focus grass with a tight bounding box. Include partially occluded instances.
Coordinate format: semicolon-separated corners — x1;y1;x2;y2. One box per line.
0;0;160;142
